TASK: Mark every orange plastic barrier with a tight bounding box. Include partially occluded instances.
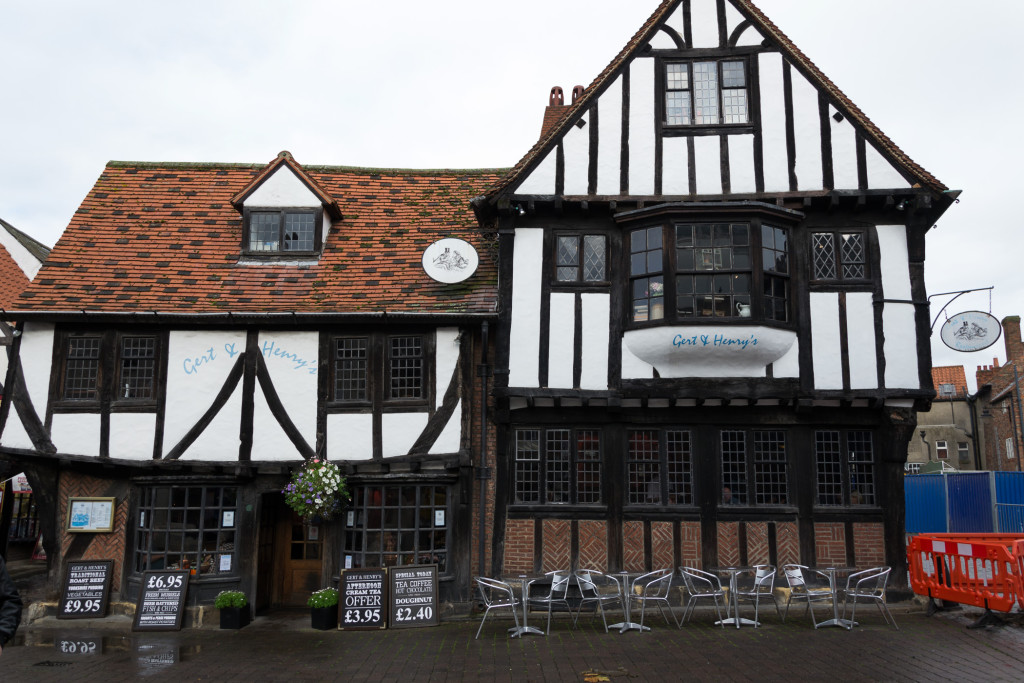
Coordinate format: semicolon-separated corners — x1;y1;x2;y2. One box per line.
907;534;1024;612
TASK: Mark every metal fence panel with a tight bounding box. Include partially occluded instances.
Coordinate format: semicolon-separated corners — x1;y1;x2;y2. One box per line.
994;471;1024;532
905;474;948;534
947;472;994;533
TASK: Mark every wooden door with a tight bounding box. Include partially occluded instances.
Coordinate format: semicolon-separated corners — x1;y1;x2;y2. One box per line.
276;509;324;607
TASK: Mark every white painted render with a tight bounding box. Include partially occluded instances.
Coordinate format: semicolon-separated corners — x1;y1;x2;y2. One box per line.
508;228;544;387
435;327;460;408
382;412;428;457
690;0;719;47
876;225;912;300
728;134;756;194
623;325;796;378
810;292;843;389
846;291;879;389
253;331;319;460
758;53;789;193
19;323;54;419
596;76;623;196
621;342;655;379
0;230;43;280
515;149;556;195
694;136;722;195
548;293;576;389
650;28;678;51
179;390;244;460
662;136;689;194
831;111;859;190
51;414;102;457
563;111;590;195
791;68;823;191
244;166;319;208
663;4;685;42
430;399;461;454
1;409;32;450
580;293;610;390
884;304;920;389
252;389;300;461
628;59;656;195
109;414;158;460
865;144;911;189
729;4;765;47
772;339;800;378
328;413;373;460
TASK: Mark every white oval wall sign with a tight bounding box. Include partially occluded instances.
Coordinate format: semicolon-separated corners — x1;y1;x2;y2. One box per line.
940;311;1002;352
422;238;478;283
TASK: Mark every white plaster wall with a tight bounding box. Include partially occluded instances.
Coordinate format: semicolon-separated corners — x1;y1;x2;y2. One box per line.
621;342;655;379
650;29;678;50
563;111;590;195
791;69;823;191
628;59;656;195
831;112;859;190
251;331;319;461
328;414;374;460
729;5;765;47
846;292;879;390
109;414;158;460
244;167;319;207
19;323;54;417
876;225;912;300
758;53;789;193
165;329;246;458
884;304;920;389
548;293;576;389
772;340;800;378
694;136;722;195
596;76;623;195
1;411;32;450
866;144;911;189
51;414;102;457
382;412;428;457
580;293;610;390
435;327;460;409
0;232;43;280
662;136;689;195
690;0;719;47
728;134;756;194
810;292;843;389
663;3;685;39
515;149;556;195
429;399;461;455
508;229;543;387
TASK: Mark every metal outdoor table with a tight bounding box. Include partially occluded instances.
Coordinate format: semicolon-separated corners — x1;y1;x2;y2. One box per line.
608;571;650;633
504;575;545;638
712;567;759;628
814;567;858;629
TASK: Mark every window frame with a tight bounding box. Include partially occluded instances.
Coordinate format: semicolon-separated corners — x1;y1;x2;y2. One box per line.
241;206;323;257
512;427;605;507
622;212;794;328
625;428;696;508
935;440;949;459
814;429;877;507
54;329;165;412
553;232;609;285
809;229;870;283
659;56;753;132
327;331;434;411
719;428;791;508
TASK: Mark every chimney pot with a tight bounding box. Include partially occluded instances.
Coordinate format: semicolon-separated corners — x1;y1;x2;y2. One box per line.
549;86;564;106
571;85;585;103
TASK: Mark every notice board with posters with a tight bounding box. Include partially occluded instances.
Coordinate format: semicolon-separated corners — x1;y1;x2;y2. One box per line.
338;568;388;630
132;570;190;631
388;564;438;628
58;560;113;619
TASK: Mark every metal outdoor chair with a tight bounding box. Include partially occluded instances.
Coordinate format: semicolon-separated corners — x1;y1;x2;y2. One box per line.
628;568;679;630
573;569;622;632
679;566;728;627
732;564;781;627
781;564;834;627
527;570;574;634
474;576;521;639
842;566;898;630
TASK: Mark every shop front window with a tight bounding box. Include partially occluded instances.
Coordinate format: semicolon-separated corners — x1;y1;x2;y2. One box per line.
343;485;450;573
133;485;237;576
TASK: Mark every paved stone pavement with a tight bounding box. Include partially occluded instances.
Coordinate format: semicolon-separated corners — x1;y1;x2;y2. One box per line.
5;603;1024;682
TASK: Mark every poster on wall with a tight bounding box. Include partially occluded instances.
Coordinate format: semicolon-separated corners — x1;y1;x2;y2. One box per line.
66;497;116;533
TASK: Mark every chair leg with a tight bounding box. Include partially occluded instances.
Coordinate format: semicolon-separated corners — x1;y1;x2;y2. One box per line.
878;599;899;630
848;597;858;630
475;607;490;640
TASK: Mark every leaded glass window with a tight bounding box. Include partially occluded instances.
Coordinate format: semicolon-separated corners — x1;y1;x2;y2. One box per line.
676;223;751;318
514;428;603;506
119;336;157;400
630;227;664;322
556;234;606;283
628;429;694;506
665;60;748;126
389;336;424;400
343;485;450;573
812;230;867;281
133;485;237;576
63;336;101;401
246;209;318;254
816;430;875;506
334;338;368;401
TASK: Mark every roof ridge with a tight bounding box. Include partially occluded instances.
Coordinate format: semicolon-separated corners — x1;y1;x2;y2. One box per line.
107;160;511;176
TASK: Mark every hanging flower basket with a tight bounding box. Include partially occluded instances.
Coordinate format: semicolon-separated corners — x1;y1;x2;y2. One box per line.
282;459;348;521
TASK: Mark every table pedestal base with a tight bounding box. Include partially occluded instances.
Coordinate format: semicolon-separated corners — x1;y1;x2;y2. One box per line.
715;617;760;628
815;618;856;629
508;625;545;637
609;620;650;633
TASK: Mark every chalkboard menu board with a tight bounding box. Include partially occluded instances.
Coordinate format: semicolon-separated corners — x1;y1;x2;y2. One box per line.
389;564;439;629
339;569;388;630
132;570;190;631
58;560;113;620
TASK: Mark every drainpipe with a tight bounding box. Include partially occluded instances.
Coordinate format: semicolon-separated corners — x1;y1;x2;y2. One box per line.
477;322;491;577
1014;365;1024;473
967;392;983;470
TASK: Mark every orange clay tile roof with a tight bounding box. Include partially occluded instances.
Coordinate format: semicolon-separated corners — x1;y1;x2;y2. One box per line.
932;366;969;396
11;161;507;316
0;242;31;310
483;0;948;202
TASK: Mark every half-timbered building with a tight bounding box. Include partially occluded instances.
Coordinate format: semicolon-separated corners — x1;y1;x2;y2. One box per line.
472;0;957;586
0;153;502;611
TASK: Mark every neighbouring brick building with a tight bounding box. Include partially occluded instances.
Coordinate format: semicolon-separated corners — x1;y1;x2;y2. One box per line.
976;316;1024;472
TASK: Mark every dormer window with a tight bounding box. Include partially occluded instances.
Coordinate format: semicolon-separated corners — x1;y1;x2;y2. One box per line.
244;208;321;255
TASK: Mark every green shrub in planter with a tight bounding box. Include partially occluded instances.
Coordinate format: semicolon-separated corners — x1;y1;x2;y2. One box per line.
215;590;250;629
308;588;338;608
309;588;339;630
215;590;248;609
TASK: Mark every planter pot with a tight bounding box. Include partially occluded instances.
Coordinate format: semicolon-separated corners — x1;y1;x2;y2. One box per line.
310;605;338;630
219;606;251;629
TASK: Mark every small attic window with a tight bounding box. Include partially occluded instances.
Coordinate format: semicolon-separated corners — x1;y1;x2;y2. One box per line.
244;208;321;255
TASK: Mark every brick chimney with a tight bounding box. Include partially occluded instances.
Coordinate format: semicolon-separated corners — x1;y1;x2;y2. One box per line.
1003;315;1023;363
540;86;567;139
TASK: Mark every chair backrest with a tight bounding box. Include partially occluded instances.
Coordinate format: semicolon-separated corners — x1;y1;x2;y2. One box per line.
850;566;890;597
680;567;719;593
783;564;807;590
634;568;673;598
576;569;618;597
476;577;513;606
752;565;776;593
546;570;572;598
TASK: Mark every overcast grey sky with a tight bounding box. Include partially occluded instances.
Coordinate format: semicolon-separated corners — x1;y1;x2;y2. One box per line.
1;0;1020;385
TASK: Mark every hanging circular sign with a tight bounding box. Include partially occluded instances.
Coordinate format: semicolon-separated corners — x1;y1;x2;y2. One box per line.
940;310;1002;352
422;238;478;284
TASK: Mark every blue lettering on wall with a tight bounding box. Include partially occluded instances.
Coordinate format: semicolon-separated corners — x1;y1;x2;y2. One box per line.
261;340;318;375
182;347;217;375
671;333;759;351
182;339;318;376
